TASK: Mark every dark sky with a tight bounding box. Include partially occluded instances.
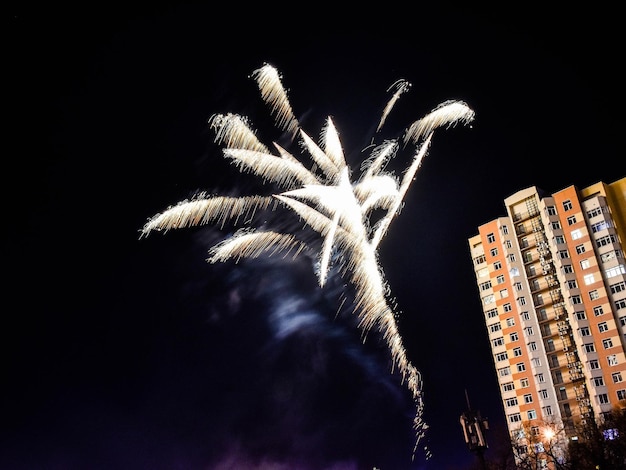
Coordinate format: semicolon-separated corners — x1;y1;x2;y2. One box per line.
5;3;625;470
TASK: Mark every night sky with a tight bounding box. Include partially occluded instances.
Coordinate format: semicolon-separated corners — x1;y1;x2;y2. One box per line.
5;3;625;469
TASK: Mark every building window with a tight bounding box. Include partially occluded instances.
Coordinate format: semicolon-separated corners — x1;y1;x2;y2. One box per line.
617;390;626;400
502;225;509;235
576;244;586;254
539;389;549;399
584;343;596;353
571;295;582;305
580;327;591;337
591;221;611;233
598;394;609;405
492;337;505;347
503;303;512;312
594;306;605;316
496;352;508;361
513;347;522;357
571;228;583;239
505;397;518;407
524;326;534;336
547;206;557;216
500;289;509;298
589;287;600;299
598;322;609;333
608;355;618;366
487;232;496;243
555;235;565;244
589;359;600;370
587;207;603;218
509;413;522;423
510;332;519;342
597;234;618;248
508;253;516;262
620;316;626;326
521;311;530;321
559;386;567;399
499;367;511;377
515;282;522;291
527;410;537;420
612;372;623;383
494;261;502;270
532;357;541;367
610;281;626;294
576;311;587;320
529;341;537;351
505;240;512;249
563;200;573;211
552;221;561;230
563;264;574;274
544;405;553;416
490;247;498;256
489;323;502;333
479;280;492;291
594;377;605;386
616;299;626;310
536;373;545;383
521;378;530;387
545;339;555;351
474;254;486;265
584;274;595;285
559;250;570;259
502;382;515;392
516;362;526;372
486;308;498;318
506;317;516;327
524;393;533;404
580;259;590;269
567;280;578;289
496;274;505;284
567;215;577;226
518;297;527;306
603;338;614;349
483;294;495;305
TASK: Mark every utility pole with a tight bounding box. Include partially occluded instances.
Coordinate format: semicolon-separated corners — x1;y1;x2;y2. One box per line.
460;389;489;470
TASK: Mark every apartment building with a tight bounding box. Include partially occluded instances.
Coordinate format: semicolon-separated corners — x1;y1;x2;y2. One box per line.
468;177;626;463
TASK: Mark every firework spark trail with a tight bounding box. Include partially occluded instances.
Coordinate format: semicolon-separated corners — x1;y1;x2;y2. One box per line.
141;62;474;460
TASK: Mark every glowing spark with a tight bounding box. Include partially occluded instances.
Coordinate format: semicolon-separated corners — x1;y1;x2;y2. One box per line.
140;63;475;458
377;79;412;133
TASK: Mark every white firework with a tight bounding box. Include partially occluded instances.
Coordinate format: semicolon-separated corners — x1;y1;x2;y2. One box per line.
140;63;474;458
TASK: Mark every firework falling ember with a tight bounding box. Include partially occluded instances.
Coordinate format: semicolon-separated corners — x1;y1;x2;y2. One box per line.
141;63;474;461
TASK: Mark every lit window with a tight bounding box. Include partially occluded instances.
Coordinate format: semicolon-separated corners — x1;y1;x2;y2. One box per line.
584;274;595;285
580;259;590;269
571;228;583;240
